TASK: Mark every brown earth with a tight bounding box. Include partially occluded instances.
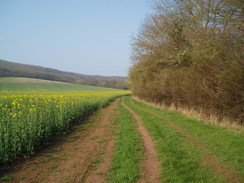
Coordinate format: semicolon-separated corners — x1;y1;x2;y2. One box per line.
131;103;242;183
1;100;119;183
122;101;161;183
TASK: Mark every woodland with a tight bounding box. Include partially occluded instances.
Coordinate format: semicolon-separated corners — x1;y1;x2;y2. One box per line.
128;0;243;124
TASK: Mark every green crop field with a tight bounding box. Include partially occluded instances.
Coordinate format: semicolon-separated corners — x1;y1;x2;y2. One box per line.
0;77;121;94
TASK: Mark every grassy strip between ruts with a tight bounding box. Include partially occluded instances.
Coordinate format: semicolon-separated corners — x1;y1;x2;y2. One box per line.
107;99;144;183
124;97;230;183
129;98;244;181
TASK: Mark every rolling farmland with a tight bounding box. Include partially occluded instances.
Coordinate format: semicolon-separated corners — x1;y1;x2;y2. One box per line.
0;78;243;183
1;0;243;182
0;77;122;94
0;77;129;164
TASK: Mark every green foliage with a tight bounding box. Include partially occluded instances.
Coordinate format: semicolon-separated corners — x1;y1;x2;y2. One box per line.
0;176;12;181
65;138;75;142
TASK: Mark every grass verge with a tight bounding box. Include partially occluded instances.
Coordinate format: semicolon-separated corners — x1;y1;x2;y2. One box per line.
129;98;244;180
124;97;230;183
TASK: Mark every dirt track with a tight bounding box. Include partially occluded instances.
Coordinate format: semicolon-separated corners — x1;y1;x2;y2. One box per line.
122;101;161;183
1;99;163;183
2;100;119;183
2;98;240;183
131;103;242;183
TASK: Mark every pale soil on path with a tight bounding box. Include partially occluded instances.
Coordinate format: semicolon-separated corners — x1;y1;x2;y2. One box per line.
122;101;161;183
1;100;119;183
132;103;243;183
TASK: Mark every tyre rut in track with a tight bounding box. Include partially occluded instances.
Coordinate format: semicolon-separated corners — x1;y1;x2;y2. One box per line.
122;100;161;183
131;102;242;183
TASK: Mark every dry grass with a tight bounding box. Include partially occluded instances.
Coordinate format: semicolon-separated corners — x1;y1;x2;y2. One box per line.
133;97;244;133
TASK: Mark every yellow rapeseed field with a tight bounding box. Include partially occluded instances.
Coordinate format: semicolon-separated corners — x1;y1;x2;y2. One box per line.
0;91;129;163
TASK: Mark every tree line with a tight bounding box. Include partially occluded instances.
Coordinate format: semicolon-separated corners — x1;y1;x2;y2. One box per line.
77;77;128;90
128;0;243;124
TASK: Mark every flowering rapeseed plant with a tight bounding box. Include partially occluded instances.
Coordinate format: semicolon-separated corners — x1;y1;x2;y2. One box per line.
0;92;128;163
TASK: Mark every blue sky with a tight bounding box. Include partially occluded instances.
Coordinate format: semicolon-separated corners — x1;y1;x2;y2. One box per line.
0;0;152;76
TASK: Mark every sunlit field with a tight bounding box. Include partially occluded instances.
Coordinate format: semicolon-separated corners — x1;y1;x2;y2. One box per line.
0;77;123;95
0;77;130;163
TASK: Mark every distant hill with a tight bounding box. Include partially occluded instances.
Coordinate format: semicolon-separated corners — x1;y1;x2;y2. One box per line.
0;59;128;89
